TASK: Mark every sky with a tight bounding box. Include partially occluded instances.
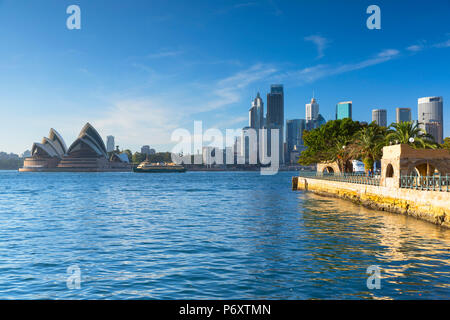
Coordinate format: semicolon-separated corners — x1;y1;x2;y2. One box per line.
0;0;449;154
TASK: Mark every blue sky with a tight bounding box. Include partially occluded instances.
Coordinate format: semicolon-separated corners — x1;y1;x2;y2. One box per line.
0;0;449;154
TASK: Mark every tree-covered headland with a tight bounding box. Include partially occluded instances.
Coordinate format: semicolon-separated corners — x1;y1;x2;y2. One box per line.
298;119;440;173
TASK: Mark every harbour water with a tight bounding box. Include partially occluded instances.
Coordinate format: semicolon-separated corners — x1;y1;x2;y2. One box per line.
0;170;448;299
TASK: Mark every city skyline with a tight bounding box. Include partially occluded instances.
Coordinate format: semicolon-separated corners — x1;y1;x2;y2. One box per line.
0;1;449;154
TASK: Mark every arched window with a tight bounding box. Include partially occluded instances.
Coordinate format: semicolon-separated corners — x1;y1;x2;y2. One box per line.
414;163;439;177
324;166;334;174
386;164;394;178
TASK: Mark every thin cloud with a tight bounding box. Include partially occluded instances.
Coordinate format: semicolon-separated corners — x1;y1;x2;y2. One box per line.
234;2;258;9
212;116;248;129
406;37;450;52
147;50;184;59
407;44;424;52
93;64;276;150
280;48;400;85
304;35;330;59
199;64;277;113
267;0;282;16
93;34;450;151
433;39;450;48
215;2;258;14
406;40;427;52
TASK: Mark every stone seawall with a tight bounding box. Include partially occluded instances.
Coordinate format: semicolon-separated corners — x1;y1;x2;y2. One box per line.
292;176;450;228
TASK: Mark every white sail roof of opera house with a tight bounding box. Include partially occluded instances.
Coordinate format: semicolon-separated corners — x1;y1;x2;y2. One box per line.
31;142;60;158
41;137;63;156
78;123;107;155
67;123;108;158
28;123;109;159
48;128;67;155
31;128;67;158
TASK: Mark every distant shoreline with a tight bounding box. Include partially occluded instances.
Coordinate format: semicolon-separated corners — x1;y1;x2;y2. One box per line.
4;167;311;173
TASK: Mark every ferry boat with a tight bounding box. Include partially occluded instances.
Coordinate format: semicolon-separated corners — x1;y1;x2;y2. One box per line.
133;160;187;173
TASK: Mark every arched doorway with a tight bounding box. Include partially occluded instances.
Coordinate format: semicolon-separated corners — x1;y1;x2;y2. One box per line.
414;163;439;177
324;166;334;174
386;164;394;178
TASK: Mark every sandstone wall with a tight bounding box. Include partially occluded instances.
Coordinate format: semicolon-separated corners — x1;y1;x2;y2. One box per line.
292;176;450;228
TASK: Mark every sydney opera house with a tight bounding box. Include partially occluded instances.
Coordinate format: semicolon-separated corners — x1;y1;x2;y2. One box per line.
19;123;131;172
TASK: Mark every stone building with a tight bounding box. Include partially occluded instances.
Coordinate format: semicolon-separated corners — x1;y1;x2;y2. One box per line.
380;144;450;188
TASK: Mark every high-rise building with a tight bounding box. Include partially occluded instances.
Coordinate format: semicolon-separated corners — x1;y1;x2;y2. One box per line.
396;108;412;123
305;96;325;130
248;92;265;164
266;85;284;127
21;150;32;158
305;97;319;122
286;119;306;156
240;126;258;164
106;135;115;153
306;115;326;131
316;114;326;127
141;145;156;155
202;146;216;166
424;121;443;144
372;109;387;127
266;84;284;164
249;92;264;129
336;101;352;120
418;96;444;144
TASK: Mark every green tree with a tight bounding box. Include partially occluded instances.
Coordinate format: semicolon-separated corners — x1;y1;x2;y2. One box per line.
298;119;362;172
442;137;450;150
0;158;23;170
132;152;146;163
386;121;437;149
148;152;173;163
350;125;386;172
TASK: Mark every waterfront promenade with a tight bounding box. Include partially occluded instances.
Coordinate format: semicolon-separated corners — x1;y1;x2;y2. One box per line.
293;144;450;228
293;173;449;228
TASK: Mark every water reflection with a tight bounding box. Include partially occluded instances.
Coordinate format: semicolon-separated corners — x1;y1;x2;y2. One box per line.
299;193;450;298
0;171;448;299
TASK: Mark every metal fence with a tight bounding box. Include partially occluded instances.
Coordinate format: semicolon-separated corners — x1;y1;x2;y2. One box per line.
297;171;450;192
297;172;381;186
400;175;450;192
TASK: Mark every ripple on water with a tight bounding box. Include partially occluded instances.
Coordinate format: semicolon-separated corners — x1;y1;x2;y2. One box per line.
0;171;448;299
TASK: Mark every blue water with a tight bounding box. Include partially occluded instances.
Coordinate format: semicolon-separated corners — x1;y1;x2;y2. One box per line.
0;170;448;299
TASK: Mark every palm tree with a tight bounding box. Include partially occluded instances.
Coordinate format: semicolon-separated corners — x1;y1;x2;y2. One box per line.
326;136;353;173
351;126;386;172
386;121;437;149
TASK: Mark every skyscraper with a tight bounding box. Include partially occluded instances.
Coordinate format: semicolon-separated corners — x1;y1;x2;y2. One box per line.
305;97;319;122
396;108;412;123
106;135;115;153
372;109;387;127
418;96;444;143
249;92;264;129
248;92;265;164
266;84;284;164
336;101;352;120
241;126;258;164
286;119;306;154
141;145;156;155
424;121;443;144
266;85;284;127
304;96;326;130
